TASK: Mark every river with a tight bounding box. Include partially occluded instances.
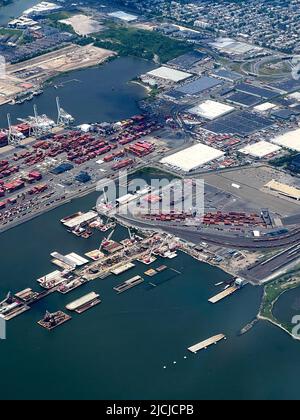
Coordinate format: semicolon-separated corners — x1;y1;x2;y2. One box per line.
0;0;40;26
1;189;300;400
0;57;155;127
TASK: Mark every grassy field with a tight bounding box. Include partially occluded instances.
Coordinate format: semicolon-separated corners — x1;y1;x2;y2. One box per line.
94;26;192;63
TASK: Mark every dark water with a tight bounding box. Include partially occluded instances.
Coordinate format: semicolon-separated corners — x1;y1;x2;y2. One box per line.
273;287;300;325
0;57;155;127
0;0;40;25
0;191;300;400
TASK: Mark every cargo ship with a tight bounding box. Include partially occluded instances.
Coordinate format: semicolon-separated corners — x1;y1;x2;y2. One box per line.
66;292;101;314
113;276;144;293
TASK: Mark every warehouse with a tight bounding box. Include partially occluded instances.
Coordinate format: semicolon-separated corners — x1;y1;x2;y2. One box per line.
226;91;262;107
160;143;225;172
176;76;221;95
272;128;300;152
146;67;192;82
211;69;243;82
108;11;138;22
265;180;300;201
239;141;281;158
188;100;235;120
254;102;277;113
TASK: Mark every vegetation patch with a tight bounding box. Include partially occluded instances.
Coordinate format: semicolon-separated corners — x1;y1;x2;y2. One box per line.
94;26;192;63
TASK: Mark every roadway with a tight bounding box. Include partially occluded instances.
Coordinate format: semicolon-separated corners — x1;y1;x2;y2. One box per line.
116;214;300;250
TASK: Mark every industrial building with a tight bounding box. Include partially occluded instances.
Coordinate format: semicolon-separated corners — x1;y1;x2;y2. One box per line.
239;141;281;158
271;128;300;152
254;102;277;113
108;11;138;22
188;100;235;120
160;143;225;172
211;69;243;83
265;180;300;201
176;76;222;96
146;67;192;82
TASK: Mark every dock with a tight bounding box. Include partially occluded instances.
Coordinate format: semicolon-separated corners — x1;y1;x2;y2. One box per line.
188;334;226;354
208;286;238;304
3;304;30;321
111;262;135;275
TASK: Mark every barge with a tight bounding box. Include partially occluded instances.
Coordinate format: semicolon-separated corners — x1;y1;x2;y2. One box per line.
38;310;71;331
66;292;101;314
113;276;144;293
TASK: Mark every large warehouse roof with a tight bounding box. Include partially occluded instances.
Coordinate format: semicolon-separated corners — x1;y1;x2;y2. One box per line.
147;67;192;82
188;100;234;120
176;76;221;95
239;141;281;158
254;102;277;112
160;143;225;172
108;11;138;22
265;180;300;201
272;128;300;152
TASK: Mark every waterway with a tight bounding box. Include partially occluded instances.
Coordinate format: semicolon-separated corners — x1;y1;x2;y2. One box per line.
0;57;155;127
0;0;40;26
1;1;300;401
1;189;300;400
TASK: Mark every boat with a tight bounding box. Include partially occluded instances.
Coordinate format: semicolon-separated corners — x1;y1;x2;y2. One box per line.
215;282;224;286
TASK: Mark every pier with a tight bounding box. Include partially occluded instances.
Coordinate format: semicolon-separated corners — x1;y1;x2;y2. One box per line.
208;286;238;304
188;334;226;354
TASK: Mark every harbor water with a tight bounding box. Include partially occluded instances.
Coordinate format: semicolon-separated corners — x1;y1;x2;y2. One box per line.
0;190;300;400
0;57;156;127
0;3;300;398
0;0;40;26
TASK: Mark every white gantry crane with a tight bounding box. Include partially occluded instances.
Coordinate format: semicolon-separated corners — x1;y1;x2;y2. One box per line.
56;96;74;126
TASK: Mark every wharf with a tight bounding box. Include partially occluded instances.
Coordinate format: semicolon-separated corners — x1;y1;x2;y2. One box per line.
3;304;30;321
111;263;136;276
15;288;57;305
208;286;238;304
188;334;226;353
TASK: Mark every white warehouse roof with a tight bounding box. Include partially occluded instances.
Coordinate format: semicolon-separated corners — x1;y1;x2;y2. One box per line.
188;100;234;120
239;141;281;158
272;128;300;152
147;67;192;82
254;102;277;112
108;11;138;22
160;143;225;172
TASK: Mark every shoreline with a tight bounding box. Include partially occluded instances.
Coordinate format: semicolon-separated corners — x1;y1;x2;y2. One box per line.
258;279;300;341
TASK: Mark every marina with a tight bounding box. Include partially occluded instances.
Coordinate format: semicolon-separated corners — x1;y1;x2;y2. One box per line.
188;334;226;354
